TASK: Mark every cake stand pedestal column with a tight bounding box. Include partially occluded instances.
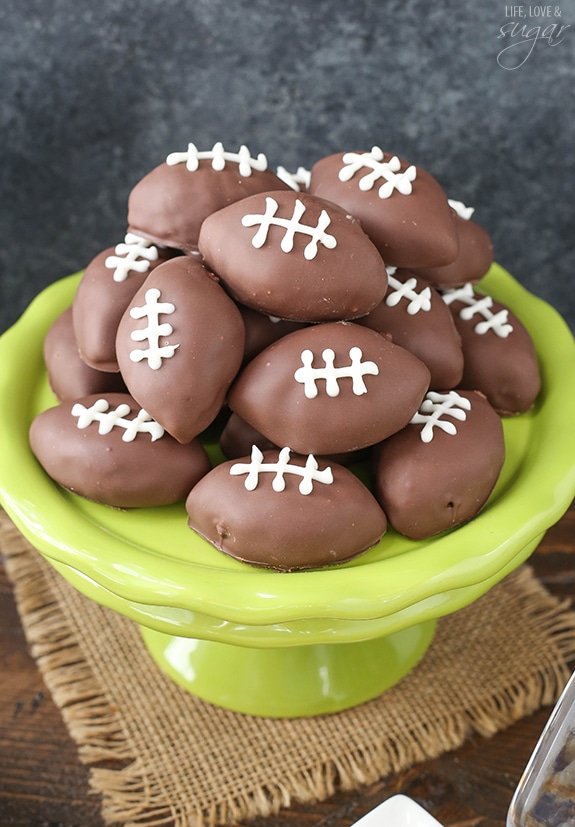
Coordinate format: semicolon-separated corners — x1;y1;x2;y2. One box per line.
140;620;437;717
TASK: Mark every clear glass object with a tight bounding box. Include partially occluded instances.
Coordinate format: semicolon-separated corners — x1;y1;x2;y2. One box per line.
507;670;575;826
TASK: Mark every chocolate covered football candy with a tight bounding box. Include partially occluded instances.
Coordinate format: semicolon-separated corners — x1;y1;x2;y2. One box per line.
116;255;245;443
29;393;212;508
358;268;464;390
411;201;494;289
44;307;126;401
228;320;431;455
198;189;388;322
26;138;536;574
441;283;541;414
73;234;176;372
308;147;459;268
374;389;505;540
127;142;291;252
186;446;387;570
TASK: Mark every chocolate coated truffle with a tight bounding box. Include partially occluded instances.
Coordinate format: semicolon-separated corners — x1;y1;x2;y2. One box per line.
116;255;245;443
309;148;459;268
186;447;387;570
374;389;505;539
199;189;388;322
228;320;431;455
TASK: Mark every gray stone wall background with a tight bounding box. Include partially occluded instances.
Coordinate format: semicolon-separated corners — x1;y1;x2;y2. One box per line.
0;0;573;332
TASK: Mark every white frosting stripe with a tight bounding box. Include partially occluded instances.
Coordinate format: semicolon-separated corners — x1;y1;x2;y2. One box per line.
104;233;160;283
166;142;267;176
294;346;379;399
71;399;165;442
129;288;179;370
448;198;475;220
276;165;311;191
230;445;333;496
241;196;337;260
386;274;432;315
442;283;514;338
410;391;472;443
338;147;417;199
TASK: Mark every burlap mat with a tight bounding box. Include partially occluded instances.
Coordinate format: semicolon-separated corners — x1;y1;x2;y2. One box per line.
2;511;575;827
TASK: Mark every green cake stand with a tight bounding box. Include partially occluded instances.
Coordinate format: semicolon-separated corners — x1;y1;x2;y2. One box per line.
1;264;574;717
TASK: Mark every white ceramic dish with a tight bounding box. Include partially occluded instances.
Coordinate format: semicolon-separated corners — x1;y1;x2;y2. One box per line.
352;794;444;826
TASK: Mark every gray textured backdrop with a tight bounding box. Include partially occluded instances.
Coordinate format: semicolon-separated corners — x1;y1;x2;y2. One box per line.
1;0;573;333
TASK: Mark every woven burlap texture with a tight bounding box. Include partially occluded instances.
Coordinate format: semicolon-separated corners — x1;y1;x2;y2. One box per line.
3;512;575;827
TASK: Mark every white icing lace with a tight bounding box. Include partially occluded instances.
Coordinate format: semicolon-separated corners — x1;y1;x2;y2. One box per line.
294;346;379;399
71;399;164;442
230;445;333;495
410;391;472;443
104;233;160;283
276;165;311;192
338;147;417;199
241;196;337;260
129;288;179;369
448;198;475;220
386;274;432;315
166;142;267;176
442;284;514;338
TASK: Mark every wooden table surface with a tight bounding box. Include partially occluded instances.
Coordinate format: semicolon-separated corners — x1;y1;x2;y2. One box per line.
1;501;574;827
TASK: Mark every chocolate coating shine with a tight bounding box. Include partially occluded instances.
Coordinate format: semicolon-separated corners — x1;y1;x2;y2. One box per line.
44;307;126;401
228;321;431;455
238;304;308;365
128;161;290;253
198;190;388;322
411;213;494;289
219;412;277;459
358;270;464;390
116;256;245;443
308;151;459;269
219;411;366;466
29;393;212;508
186;450;387;570
443;287;541;414
374;390;505;540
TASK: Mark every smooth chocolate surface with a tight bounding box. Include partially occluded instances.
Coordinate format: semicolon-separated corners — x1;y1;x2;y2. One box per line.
308;150;459;268
412;213;493;289
128;155;291;252
238;304;308;365
374;389;505;539
198;189;388;321
186;448;387;570
73;237;176;372
44;307;126;401
116;256;245;443
442;284;541;414
358;270;464;390
228;320;431;455
29;393;212;508
219;411;366;467
219;412;277;460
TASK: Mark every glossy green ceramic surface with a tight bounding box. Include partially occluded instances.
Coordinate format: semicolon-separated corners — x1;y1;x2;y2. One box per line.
0;264;574;715
140;619;437;717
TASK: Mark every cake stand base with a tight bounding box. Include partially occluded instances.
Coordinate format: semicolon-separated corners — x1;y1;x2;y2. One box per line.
140;619;437;717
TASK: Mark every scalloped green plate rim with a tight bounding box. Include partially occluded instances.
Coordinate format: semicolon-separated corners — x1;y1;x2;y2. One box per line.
0;264;574;631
